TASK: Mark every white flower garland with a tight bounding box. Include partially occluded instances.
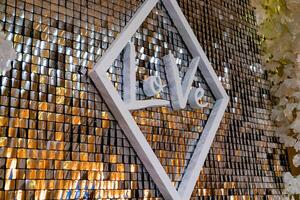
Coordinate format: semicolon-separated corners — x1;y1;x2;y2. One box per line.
252;0;300;195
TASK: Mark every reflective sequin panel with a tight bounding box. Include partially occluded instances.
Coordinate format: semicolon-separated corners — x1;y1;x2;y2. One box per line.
0;0;288;199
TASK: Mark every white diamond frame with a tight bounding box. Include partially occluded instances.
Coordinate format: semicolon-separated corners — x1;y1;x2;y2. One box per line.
89;0;229;199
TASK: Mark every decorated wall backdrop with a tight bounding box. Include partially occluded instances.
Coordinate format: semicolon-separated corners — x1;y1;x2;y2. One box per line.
0;0;288;199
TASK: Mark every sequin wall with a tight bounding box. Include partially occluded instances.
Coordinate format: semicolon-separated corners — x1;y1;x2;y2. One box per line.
0;0;288;199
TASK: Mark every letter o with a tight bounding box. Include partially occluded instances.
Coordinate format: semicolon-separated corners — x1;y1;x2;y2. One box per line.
143;76;163;97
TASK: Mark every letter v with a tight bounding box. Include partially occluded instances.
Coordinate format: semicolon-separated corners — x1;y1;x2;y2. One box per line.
163;52;200;110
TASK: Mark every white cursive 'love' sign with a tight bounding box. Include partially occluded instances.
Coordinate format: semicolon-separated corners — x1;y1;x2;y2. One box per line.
123;42;208;111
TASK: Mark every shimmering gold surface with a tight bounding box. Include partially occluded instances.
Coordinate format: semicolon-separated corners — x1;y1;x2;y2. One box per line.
0;0;287;199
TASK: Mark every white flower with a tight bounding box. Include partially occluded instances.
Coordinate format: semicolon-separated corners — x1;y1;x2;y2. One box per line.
279;134;297;147
295;141;300;151
290;113;300;134
293;153;300;167
251;0;267;25
283;172;300;194
279;97;289;106
284;103;297;121
271;108;285;122
0;31;16;75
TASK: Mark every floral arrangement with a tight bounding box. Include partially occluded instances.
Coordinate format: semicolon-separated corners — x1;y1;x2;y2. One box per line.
0;24;16;75
252;0;300;195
